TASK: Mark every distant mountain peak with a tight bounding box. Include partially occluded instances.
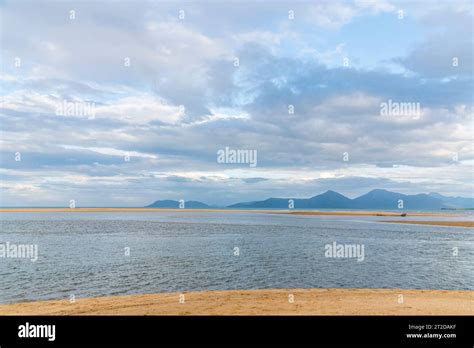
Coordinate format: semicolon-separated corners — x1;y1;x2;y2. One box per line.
323;190;341;195
310;190;350;200
366;188;393;194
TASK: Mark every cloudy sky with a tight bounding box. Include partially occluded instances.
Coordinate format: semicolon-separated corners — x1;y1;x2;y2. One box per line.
0;0;473;207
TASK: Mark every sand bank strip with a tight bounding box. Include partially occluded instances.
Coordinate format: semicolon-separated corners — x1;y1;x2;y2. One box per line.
0;208;444;217
0;288;472;316
283;211;444;217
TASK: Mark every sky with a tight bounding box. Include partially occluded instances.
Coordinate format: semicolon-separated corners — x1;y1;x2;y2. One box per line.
0;0;473;207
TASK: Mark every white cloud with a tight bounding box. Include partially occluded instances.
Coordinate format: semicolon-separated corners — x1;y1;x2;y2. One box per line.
60;145;158;159
306;0;395;29
95;95;185;125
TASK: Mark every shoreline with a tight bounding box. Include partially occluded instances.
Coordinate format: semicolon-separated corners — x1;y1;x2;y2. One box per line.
0;207;448;217
0;288;472;315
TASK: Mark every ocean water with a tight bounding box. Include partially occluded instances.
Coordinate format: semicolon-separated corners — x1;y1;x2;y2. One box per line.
0;211;473;304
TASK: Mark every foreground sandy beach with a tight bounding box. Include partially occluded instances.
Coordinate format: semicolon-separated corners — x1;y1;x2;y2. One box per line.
0;289;472;315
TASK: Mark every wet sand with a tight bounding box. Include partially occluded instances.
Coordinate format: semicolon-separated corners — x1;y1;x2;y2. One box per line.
381;221;474;228
0;289;472;315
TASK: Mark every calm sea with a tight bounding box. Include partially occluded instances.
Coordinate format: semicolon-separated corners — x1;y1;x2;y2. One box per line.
0;211;473;304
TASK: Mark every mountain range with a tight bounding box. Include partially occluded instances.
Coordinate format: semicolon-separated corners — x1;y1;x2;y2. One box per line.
145;189;474;210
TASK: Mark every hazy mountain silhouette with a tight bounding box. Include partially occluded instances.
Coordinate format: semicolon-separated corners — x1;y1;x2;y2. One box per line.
228;190;354;209
227;189;473;209
146;190;473;209
428;192;474;209
352;189;444;209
